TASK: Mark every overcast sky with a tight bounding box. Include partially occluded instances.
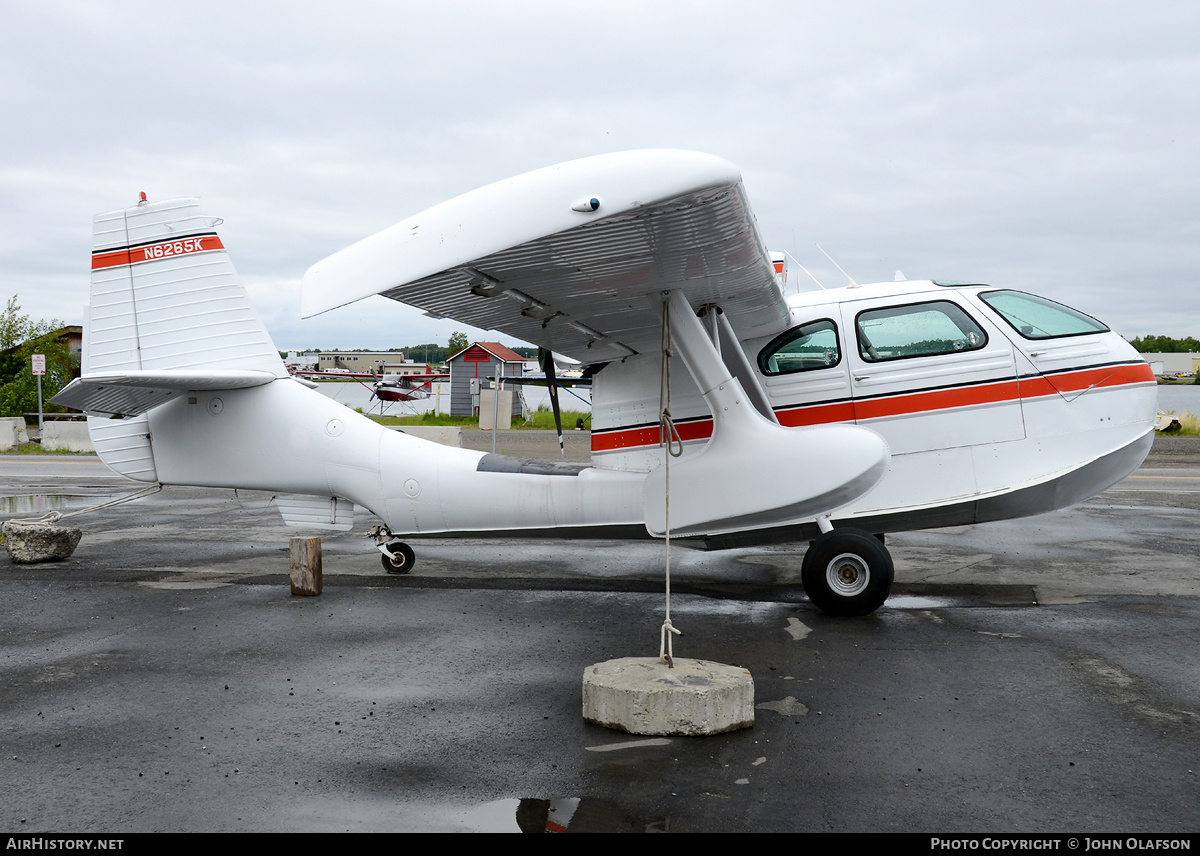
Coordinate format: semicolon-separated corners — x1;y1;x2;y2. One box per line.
1;1;1197;351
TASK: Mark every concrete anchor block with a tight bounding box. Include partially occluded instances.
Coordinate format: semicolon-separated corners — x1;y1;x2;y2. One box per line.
0;417;27;450
2;520;83;563
289;536;322;595
582;657;754;736
41;422;94;452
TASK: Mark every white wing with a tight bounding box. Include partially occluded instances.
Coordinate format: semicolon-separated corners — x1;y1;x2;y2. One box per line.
301;150;790;362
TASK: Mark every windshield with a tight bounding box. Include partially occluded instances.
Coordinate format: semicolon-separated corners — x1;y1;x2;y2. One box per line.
979;290;1109;339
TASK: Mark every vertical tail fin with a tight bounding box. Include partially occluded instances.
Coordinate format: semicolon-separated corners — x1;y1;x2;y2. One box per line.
82;196;286;481
87;197;285;375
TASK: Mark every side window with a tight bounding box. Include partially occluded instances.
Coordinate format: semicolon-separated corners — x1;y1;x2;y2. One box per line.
758;319;841;375
856;301;987;362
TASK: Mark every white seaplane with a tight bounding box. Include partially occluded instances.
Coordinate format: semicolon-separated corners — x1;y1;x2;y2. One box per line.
53;150;1156;615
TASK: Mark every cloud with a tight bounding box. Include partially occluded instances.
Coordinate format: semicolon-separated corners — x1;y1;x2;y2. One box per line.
2;0;1197;343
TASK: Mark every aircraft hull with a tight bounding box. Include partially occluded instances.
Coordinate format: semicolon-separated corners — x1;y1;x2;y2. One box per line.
704;427;1154;548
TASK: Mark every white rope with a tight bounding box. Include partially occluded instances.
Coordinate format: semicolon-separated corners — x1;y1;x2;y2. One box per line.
658;296;683;667
8;484;164;526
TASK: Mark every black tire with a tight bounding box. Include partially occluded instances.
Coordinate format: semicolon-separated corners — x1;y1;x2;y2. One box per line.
381;541;415;575
801;527;893;616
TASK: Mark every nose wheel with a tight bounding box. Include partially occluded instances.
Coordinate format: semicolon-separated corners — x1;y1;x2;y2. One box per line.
801;527;893;616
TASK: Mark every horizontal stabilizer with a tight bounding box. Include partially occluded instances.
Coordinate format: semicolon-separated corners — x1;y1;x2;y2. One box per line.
52;369;277;417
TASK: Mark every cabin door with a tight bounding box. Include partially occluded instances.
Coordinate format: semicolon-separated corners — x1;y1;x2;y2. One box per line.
838;295;1026;456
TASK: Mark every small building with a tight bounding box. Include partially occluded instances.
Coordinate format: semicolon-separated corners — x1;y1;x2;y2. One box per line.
384;361;441;376
60;326;83;363
285;351;319;370
1140;353;1200;376
317;351;434;375
447;342;526;417
3;324;83;377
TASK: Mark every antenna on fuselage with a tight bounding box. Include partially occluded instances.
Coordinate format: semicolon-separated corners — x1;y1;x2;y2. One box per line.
791;252;826;291
786;231;826;292
815;243;858;287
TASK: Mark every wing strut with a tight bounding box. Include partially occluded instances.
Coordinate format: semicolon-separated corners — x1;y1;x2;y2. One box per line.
707;306;777;423
538;348;565;456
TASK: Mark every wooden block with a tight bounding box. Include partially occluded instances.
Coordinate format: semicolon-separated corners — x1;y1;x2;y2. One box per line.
288;536;322;596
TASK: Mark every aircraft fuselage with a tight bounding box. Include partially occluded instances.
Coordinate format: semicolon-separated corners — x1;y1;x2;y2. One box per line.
591;280;1156;541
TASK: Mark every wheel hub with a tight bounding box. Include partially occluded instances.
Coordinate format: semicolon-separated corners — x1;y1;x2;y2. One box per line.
826;553;870;597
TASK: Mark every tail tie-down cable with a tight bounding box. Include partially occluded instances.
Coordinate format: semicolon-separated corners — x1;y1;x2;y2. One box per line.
9;484;164;525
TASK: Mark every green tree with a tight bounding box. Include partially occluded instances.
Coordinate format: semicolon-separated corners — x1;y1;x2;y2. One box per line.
1128;335;1200;353
0;295;70;417
447;331;469;355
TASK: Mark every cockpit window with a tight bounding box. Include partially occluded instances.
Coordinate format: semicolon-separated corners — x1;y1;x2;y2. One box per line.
856;300;987;362
758;319;841;375
979;290;1109;339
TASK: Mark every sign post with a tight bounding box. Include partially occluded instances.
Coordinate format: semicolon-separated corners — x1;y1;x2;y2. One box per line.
31;354;45;437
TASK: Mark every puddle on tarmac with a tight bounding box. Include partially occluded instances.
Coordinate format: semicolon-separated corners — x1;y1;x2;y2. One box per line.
454;798;661;832
138;580;234;590
0;494;100;515
886;595;953;609
2;494;129;516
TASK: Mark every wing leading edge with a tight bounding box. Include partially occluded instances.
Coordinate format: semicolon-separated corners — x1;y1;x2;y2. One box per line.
301;150;790;363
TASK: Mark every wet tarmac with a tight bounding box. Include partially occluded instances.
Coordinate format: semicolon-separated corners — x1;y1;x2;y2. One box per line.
1;441;1198;832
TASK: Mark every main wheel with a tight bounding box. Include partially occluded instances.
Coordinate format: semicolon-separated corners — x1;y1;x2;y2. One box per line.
801;528;893;616
381;541;415;574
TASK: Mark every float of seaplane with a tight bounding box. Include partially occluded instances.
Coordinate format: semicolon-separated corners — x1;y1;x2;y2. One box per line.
52;150;1157;615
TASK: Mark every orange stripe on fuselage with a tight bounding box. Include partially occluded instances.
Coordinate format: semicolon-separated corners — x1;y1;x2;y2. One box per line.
591;419;714;452
91;235;224;270
590;362;1154;453
1035;362;1155;396
776;400;856;427
852;379;1022;421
